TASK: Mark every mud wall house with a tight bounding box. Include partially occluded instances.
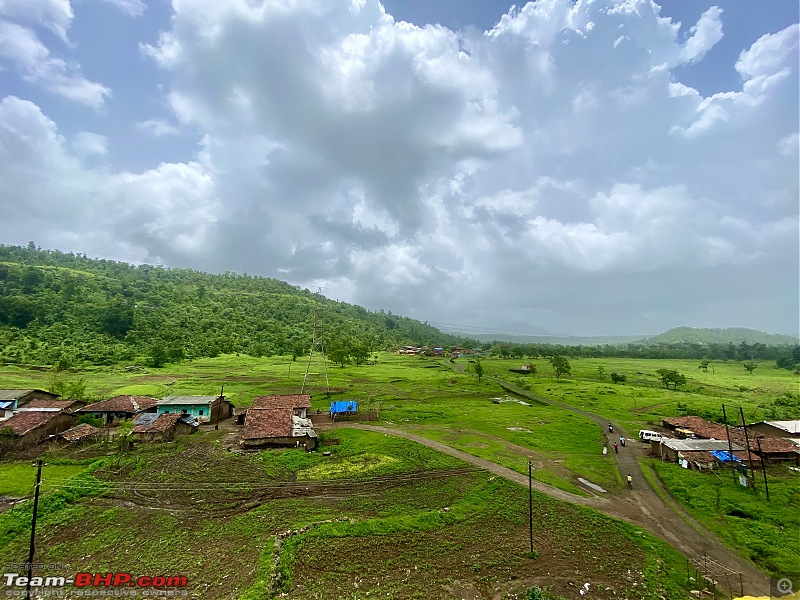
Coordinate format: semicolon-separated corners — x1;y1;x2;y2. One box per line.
744;435;800;465
251;395;312;418
0;389;60;418
240;407;317;450
132;413;197;442
0;410;77;451
78;395;158;425
656;439;747;466
661;416;729;440
156;395;233;423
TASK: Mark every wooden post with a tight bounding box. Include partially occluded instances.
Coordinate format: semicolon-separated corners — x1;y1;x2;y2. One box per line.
738;407;756;490
721;405;737;483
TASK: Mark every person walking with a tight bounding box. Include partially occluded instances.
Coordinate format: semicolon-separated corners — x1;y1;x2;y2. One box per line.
627;474;633;490
614;442;618;454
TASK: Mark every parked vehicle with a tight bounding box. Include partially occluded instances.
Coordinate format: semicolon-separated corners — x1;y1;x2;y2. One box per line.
638;430;663;442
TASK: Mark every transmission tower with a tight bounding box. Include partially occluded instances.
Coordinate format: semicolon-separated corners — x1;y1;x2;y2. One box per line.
301;293;330;396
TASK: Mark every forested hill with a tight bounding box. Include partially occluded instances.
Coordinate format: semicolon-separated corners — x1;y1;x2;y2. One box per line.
0;245;476;367
637;327;798;346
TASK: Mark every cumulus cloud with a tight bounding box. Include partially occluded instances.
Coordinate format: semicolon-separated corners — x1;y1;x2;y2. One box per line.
1;0;797;334
0;1;111;108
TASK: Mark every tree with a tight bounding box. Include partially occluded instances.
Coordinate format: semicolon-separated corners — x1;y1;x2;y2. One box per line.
656;368;686;390
743;361;758;375
474;359;484;382
610;372;627;384
549;355;571;379
596;366;606;379
698;359;710;372
526;364;538;377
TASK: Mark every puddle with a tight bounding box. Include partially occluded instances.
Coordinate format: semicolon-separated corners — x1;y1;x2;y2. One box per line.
507;427;532;433
578;478;607;493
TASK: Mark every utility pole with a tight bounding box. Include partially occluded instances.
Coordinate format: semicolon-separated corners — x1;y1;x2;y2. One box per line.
301;293;330;396
528;461;533;554
215;385;224;430
738;407;756;490
721;405;737;484
26;459;44;600
756;437;770;501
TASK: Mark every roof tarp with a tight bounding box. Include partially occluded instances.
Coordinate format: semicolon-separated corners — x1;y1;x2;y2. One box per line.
711;450;741;463
330;401;358;414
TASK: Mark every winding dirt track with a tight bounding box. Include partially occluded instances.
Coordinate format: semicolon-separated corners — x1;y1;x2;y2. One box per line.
334;376;772;597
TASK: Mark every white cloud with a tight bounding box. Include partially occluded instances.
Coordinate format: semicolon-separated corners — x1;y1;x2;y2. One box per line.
0;0;73;43
0;0;797;335
135;119;181;137
72;132;108;156
0;19;111;108
98;0;146;18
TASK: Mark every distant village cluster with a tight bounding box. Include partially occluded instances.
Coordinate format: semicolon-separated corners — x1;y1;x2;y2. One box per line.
0;388;361;454
647;416;800;470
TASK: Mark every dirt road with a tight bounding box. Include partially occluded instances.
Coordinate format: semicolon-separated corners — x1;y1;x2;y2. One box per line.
335;375;772;597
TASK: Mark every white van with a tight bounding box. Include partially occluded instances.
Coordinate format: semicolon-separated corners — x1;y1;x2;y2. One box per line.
639;430;663;442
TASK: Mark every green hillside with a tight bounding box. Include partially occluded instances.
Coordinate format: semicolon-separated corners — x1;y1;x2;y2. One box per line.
637;327;798;346
0;245;476;367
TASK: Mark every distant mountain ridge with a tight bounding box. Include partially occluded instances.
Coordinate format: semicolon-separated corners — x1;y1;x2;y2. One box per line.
635;327;798;346
448;332;649;346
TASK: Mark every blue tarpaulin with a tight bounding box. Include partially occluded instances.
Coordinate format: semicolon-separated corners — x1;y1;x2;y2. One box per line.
330;401;358;415
711;450;741;463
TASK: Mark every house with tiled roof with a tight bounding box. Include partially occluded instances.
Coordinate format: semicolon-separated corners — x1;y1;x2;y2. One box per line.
132;413;198;442
0;389;60;419
17;399;86;413
0;410;77;450
240;396;317;450
60;423;101;445
251;395;311;418
79;395;157;425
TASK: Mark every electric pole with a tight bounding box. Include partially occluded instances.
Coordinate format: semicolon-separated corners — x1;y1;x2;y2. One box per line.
26;459;44;600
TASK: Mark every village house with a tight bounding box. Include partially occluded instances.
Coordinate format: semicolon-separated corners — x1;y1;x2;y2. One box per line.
0;389;60;419
16;399;86;413
653;438;758;470
251;395;311;418
240;395;317;450
132;413;198;442
0;410;77;450
78;395;158;425
156;395;233;423
60;423;101;445
748;420;800;439
661;415;800;465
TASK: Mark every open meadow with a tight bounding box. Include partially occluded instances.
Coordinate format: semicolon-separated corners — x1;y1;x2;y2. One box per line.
0;351;798;598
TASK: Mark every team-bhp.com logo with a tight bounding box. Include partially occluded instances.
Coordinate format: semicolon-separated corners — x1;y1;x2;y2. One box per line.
4;572;187;592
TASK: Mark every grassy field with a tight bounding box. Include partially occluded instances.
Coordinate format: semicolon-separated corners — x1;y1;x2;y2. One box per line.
0;351;797;594
0;428;689;599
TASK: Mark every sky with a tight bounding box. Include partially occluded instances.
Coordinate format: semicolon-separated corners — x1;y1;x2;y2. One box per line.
0;0;798;337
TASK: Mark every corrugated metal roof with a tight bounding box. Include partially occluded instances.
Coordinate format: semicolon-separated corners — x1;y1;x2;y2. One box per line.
158;396;220;406
764;420;800;434
662;439;744;452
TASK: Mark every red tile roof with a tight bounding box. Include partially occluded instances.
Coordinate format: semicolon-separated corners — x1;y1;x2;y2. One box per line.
61;423;100;442
662;416;729;440
663;416;800;456
242;408;294;440
19;399;81;410
132;412;183;434
251;395;311;410
0;411;66;436
80;396;157;414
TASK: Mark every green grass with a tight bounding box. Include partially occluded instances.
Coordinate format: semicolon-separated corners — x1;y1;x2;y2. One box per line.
0;463;89;496
651;461;800;577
